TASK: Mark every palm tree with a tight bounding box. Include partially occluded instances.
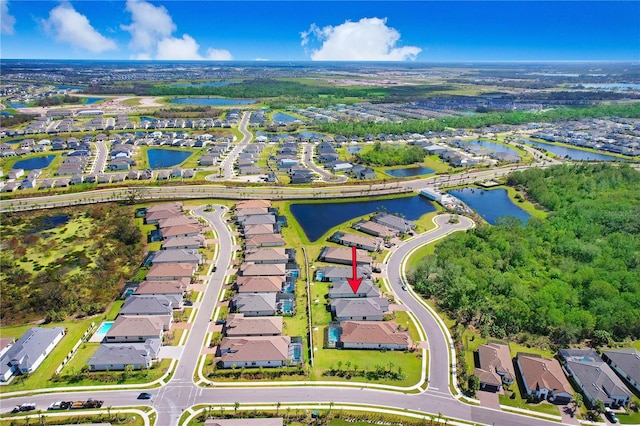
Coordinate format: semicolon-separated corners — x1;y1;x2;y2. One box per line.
233;401;240;416
276;401;281;415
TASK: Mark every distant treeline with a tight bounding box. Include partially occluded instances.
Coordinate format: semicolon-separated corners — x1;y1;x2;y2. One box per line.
36;94;82;107
153;107;223;119
317;103;640;136
0;113;35;127
409;164;640;345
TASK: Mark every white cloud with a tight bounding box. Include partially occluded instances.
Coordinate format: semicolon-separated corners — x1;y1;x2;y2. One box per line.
1;0;16;35
301;17;421;61
122;0;231;60
206;48;233;61
42;3;117;53
122;0;175;53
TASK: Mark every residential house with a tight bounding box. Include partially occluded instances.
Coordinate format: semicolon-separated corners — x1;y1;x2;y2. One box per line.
151;249;203;265
371;213;415;234
244;234;285;250
104;316;164;343
0;338;14;358
474;343;516;392
145;263;195;281
232;293;277;316
217;336;293;368
316;265;372;282
238;215;276;228
134;280;185;309
245;248;288;264
236;200;271;210
88;338;161;371
329;232;381;252
602;349;640;394
145;210;183;225
319;246;372;266
516;354;574;404
236;276;284;293
331;298;389;321
224;314;283;337
157;215;199;229
328;279;380;299
339;321;410;350
162;235;205;250
160;224;202;240
0;327;65;382
243;224;277;237
353;220;397;238
240;263;286;277
565;360;632;408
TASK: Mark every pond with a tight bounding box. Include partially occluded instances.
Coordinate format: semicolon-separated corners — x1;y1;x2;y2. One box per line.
83;97;104;104
57;85;84;91
290;195;436;242
8;103;28;109
273;112;299;123
470;140;520;157
170;98;257;106
13;155;55;170
147;149;192;169
519;139;623;161
27;214;70;234
448;188;530;225
140;117;155;122
385;166;435;178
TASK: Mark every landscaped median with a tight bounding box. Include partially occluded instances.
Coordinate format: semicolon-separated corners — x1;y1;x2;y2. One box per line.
0;407;155;426
181;401;481;426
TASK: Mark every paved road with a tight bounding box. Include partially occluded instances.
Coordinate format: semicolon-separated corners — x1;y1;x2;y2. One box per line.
301;142;348;183
0;209;569;426
217;112;253;180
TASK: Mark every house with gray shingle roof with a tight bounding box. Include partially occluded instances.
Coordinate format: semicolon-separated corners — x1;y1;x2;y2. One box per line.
134;281;185;309
88;338;161;371
371;213;415;233
565;360;632;408
232;293;277;317
0;327;65;382
331;298;389;321
161;235;205;250
316;265;372;282
328;279;380;299
319;247;372;266
602;348;640;394
240;262;286;277
151;249;202;265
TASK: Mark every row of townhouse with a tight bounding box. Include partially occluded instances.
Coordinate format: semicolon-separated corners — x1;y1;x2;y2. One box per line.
214;200;303;368
474;343;639;410
87;203;207;371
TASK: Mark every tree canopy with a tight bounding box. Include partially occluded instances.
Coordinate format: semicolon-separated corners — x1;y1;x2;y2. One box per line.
409;164;640;345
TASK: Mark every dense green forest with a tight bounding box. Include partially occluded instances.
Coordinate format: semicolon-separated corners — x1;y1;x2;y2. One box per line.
355;142;426;166
0;204;143;325
409;164;640;345
318;103;640;136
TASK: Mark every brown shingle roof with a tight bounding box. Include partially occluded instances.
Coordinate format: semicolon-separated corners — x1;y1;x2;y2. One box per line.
219;336;290;363
236;276;284;293
225;314;282;337
236;200;272;210
339;321;410;346
146;263;195;279
517;355;573;395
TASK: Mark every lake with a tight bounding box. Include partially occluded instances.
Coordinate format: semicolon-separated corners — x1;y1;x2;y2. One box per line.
147;149;192;169
170;98;257;106
8;103;28;108
448;187;530;225
13;155;55;170
581;83;640;91
84;97;104;104
273;112;299;123
290;195;436;242
470;140;520;157
385;166;435;178
519;139;622;161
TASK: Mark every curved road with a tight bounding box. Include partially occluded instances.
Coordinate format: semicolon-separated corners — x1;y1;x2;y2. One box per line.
1;209;568;426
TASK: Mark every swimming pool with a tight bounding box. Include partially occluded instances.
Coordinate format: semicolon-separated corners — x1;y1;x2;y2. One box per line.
89;321;114;342
327;326;341;346
281;300;294;313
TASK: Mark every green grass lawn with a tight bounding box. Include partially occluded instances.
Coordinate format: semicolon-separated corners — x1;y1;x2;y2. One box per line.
499;391;561;417
502;185;548;220
392;311;421;343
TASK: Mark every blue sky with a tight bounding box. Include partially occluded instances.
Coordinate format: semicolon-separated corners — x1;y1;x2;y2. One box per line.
1;1;638;61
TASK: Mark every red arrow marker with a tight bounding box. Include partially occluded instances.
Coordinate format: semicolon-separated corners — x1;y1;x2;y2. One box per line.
347;245;363;294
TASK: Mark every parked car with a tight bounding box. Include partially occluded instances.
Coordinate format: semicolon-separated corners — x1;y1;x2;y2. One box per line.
605;408;619;424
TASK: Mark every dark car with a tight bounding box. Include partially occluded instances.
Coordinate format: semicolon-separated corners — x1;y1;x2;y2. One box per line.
183;301;193;306
137;392;152;400
605;408;619;424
